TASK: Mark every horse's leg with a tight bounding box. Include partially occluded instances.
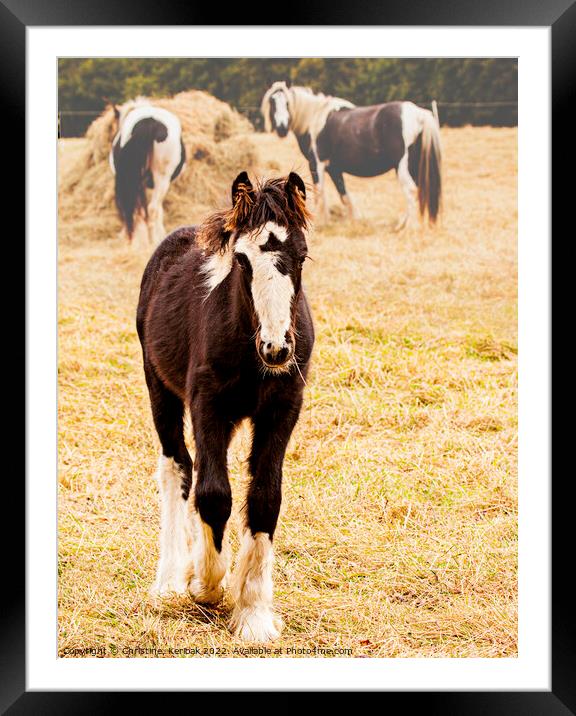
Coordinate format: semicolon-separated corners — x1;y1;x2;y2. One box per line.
145;361;194;596
317;162;329;223
118;223;130;243
327;167;355;220
147;174;170;245
394;152;418;231
309;150;328;223
189;401;233;604
230;397;302;642
133;213;149;248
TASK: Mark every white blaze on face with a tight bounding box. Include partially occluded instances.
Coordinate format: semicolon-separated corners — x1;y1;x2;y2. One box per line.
272;92;290;132
234;222;294;349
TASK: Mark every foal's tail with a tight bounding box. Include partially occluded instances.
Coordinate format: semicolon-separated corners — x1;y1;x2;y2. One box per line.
417;104;442;223
114;117;167;238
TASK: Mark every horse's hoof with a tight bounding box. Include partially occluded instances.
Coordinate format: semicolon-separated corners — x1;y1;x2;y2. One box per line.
392;218;408;233
230;607;283;642
188;577;224;606
149;578;190;599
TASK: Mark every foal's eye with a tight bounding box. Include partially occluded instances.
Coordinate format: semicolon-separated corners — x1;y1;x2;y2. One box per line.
235;253;251;273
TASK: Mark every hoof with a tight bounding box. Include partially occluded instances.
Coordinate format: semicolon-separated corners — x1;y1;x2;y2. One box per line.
149;578;190;599
392;217;408;233
188;577;224;606
230;607;283;642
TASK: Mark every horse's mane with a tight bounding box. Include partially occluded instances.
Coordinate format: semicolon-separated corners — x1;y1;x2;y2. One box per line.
288;86;355;135
197;176;310;254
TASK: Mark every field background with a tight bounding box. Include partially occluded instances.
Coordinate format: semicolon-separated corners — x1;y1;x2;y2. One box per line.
58;126;518;658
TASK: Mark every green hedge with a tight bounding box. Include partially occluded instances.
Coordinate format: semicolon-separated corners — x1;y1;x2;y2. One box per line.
58;58;517;136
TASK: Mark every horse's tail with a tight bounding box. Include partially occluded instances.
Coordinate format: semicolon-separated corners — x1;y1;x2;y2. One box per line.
113;117;168;238
417;104;442;223
260;86;274;132
431;99;439;126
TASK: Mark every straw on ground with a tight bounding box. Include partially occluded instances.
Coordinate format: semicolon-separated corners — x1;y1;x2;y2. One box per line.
58;123;517;658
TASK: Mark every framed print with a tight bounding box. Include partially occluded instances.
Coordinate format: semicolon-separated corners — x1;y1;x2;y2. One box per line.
3;0;569;710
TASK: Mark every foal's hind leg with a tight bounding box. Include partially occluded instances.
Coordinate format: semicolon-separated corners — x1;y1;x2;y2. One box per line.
189;401;234;604
230;398;301;642
152;454;194;596
145;363;194;596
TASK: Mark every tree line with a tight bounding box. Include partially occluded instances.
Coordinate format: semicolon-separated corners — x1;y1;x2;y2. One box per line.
59;58;518;136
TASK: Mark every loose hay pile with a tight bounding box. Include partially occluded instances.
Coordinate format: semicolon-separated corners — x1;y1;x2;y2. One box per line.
58;91;257;244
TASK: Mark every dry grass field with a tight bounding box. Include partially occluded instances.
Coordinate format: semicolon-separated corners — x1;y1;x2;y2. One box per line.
58;125;517;658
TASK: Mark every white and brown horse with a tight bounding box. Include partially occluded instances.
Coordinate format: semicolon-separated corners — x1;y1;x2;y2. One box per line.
137;172;314;641
261;81;442;228
109;98;185;245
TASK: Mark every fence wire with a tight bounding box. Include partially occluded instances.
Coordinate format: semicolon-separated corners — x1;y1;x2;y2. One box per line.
58;101;518;138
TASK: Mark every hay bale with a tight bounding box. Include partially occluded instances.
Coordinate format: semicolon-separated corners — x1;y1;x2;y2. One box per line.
58;91;257;243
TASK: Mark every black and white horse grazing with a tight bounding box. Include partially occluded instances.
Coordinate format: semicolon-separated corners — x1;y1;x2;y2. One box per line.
261;81;442;228
110;98;186;244
137;171;314;642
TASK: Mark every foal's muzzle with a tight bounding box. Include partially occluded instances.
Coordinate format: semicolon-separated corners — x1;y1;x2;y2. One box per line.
275;125;289;138
258;338;295;369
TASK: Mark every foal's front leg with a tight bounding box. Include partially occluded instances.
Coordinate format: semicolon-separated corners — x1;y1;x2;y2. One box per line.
189;406;233;604
231;399;301;641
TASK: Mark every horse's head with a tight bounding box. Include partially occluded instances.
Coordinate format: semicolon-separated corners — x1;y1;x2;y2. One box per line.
261;82;292;138
230;171;310;373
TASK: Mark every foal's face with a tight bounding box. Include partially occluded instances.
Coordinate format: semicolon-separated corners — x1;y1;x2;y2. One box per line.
269;90;290;138
234;221;308;371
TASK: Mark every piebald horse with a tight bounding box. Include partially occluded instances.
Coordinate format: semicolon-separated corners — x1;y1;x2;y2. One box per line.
261;81;442;228
137;171;314;642
109;98;186;244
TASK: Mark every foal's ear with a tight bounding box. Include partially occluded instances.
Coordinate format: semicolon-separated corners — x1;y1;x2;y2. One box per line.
285;172;309;225
229;171;255;228
231;171;254;206
285;172;306;200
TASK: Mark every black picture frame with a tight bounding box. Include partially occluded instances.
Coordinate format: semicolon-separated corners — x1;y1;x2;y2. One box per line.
5;0;567;710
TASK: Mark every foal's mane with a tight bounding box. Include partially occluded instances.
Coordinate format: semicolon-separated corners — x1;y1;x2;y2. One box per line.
197;177;310;254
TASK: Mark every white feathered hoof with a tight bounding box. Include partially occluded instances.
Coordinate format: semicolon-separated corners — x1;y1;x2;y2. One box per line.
230;606;284;642
149;577;190;599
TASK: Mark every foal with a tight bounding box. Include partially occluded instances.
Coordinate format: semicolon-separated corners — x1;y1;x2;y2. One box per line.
137;172;314;641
